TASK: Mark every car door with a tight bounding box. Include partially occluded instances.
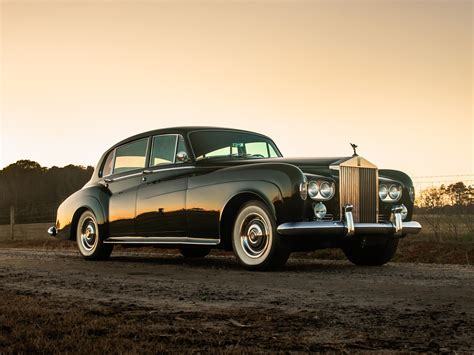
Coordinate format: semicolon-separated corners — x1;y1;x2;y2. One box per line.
103;137;149;237
135;134;192;237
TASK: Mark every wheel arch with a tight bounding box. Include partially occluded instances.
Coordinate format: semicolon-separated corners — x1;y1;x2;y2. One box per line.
68;196;107;241
219;191;275;251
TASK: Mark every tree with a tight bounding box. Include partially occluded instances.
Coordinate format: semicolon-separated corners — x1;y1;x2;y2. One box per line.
0;160;94;224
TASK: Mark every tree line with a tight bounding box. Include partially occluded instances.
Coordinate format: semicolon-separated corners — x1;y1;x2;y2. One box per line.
0;160;94;224
415;182;474;211
415;182;474;240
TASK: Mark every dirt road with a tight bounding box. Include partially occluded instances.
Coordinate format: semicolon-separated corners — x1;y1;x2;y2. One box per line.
0;248;473;352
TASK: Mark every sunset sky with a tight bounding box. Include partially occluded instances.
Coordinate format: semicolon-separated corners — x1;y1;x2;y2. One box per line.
1;1;472;179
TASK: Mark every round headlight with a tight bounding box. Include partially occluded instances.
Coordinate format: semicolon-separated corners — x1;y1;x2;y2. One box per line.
313;202;327;220
320;181;334;199
308;180;319;199
389;184;401;201
379;184;388;200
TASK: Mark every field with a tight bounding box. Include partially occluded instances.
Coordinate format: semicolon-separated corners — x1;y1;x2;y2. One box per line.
0;215;473;352
0;248;473;353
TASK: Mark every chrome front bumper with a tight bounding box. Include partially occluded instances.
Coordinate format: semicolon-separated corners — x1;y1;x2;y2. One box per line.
277;205;422;237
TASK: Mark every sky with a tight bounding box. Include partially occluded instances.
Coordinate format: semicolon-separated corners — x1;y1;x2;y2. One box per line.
0;0;472;179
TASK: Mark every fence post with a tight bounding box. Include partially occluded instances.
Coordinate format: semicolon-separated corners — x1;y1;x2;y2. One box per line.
10;206;15;240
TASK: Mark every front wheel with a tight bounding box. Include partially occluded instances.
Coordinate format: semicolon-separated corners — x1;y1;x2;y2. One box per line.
343;237;399;266
76;210;113;260
232;201;290;271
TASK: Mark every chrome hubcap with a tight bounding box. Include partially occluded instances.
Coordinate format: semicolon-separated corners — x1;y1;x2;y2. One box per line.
80;217;97;251
240;213;270;258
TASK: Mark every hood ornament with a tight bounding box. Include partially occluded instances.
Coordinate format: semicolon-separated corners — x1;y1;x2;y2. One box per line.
350;143;358;157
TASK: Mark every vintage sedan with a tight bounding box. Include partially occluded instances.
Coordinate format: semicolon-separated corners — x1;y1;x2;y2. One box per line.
48;127;421;270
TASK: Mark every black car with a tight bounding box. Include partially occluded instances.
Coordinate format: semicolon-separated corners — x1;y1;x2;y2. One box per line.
48;127;421;270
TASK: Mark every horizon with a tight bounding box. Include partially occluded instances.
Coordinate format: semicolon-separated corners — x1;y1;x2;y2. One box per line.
1;1;473;177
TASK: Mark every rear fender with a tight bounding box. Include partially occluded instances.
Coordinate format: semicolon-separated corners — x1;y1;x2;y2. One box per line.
55;190;107;240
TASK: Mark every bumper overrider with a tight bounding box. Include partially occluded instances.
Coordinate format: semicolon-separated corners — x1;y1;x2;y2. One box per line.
277;205;422;237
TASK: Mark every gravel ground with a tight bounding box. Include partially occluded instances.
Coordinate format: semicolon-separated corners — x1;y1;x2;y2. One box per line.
0;248;473;353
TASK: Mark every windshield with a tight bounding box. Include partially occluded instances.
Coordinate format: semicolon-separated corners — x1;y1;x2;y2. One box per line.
189;130;282;160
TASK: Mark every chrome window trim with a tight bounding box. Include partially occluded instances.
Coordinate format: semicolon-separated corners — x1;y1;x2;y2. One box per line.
101;148;117;178
174;134;180;163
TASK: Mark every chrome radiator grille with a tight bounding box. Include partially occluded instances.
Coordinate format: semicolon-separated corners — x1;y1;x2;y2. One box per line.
340;165;378;223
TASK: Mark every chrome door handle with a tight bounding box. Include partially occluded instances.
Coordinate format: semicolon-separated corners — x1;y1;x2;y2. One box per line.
143;169;153;174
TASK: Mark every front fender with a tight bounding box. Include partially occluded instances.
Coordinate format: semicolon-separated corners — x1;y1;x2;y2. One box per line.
186;163;307;240
189;162;306;222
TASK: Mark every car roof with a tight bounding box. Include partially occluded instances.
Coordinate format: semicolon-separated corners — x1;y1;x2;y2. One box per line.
110;126;273;150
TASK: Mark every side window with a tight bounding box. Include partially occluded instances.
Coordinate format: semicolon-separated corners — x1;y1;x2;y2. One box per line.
150;135;177;167
101;151;114;177
268;144;278;158
113;138;148;174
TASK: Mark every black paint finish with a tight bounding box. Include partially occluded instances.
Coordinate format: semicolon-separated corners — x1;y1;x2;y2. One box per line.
52;127;417;251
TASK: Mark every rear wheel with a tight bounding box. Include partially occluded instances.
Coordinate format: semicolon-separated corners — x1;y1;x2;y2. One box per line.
232;201;290;271
179;246;211;258
343;237;399;266
76;210;113;260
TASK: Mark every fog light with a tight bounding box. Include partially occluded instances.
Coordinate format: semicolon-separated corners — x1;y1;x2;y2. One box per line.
400;204;408;220
313;202;327;220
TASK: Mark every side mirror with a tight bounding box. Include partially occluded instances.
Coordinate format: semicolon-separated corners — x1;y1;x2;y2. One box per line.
176;151;189;162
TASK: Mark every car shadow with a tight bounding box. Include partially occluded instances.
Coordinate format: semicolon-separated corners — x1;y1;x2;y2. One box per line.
106;253;362;272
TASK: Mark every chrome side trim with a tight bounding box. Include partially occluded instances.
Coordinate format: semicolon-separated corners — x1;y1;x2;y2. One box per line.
147;165;195;174
103;236;220;245
106;171;143;183
105;166;196;183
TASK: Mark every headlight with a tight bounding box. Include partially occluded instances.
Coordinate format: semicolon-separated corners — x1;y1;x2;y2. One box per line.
379;182;403;202
379;184;388;200
307;179;335;201
389;184;401;201
320;182;334;199
308;181;319;199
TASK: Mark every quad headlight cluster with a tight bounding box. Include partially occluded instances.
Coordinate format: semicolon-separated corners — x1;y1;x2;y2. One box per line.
308;180;336;201
379;183;403;202
299;178;336;201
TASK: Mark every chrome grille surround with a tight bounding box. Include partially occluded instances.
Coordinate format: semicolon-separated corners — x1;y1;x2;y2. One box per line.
339;156;378;223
